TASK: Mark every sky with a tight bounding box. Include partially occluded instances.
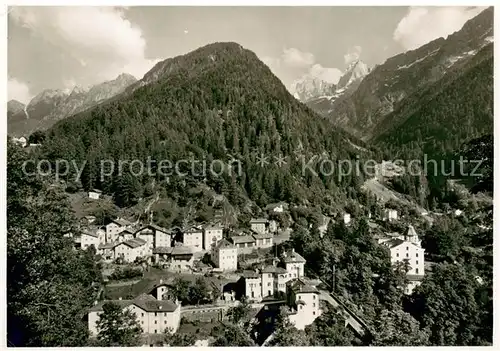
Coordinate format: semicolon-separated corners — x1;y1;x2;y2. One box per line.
7;6;486;104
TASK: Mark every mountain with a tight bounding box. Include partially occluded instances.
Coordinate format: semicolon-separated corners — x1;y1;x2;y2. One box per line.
7;73;137;137
41;42;367;212
291;60;369;105
307;7;493;140
375;42;493;158
290;75;337;102
7;100;28;123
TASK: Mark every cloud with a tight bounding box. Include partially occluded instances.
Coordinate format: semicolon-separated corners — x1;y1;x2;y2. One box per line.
309;64;342;84
8;78;32;104
344;46;362;65
10;7;159;83
394;6;486;50
281;47;315;68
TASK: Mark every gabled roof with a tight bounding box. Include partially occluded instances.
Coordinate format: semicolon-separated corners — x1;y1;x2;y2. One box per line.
120;238;147;249
252;232;273;240
287;278;318;294
261;265;287;274
89;294;179;313
282;250;306;263
215;239;235;250
120;228;136;235
241;270;260;279
109;218;132;227
230;235;256;244
90;189;103;193
82;229;99;238
184;226;203;233
385;238;405;249
98;242;118;250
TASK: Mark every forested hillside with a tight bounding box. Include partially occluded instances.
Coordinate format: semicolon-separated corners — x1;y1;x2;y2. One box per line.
374;43;493;159
41;42;370;219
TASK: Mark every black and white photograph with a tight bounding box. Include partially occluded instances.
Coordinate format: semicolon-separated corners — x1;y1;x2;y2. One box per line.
4;4;495;347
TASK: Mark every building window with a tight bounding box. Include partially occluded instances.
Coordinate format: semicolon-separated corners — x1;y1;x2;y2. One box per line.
141;313;144;317
155;330;157;334
313;295;316;300
155;312;157;317
313;311;316;315
416;268;419;274
416;253;418;257
313;303;316;307
406;247;409;250
155;320;157;324
406;253;409;258
416;260;418;264
165;320;167;324
396;253;399;257
268;282;271;287
300;305;303;310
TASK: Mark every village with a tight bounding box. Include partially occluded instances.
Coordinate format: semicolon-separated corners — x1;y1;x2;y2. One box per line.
76;191;427;345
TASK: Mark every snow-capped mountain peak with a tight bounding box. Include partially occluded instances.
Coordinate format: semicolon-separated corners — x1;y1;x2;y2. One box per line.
290;75;337;102
337;60;369;90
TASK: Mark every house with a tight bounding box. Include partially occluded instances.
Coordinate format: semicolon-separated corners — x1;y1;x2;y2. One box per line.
80;229;100;250
135;224;171;251
88;189;102;200
211;239;238;271
230;235;256;253
106;218;133;243
238;251;308;302
252;232;273;248
250;218;268;234
88;294;181;336
12;136;27;148
153;246;194;272
383;209;398;222
286;278;321;330
117;228;136;242
114;238;148;262
381;225;425;294
98;242;118;261
182;226;203;252
203;224;223;250
265;202;288;213
282;249;306;279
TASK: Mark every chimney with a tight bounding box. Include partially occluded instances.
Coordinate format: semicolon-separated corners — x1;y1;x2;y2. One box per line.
159;279;163;284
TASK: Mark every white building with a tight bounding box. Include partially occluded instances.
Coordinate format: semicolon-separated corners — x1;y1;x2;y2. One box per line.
153;246;194;272
182;226;203;252
80;229;101;250
383;209;398;222
12;136;27;148
204;224;223;250
382;225;425;294
88;294;181;336
282;249;306;279
114;238;148;262
135;224;171;251
286;278;321;330
211;239;238;271
250;218;268;234
88;189;102;200
105;218;133;243
117;228;136;242
239;250;307;301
